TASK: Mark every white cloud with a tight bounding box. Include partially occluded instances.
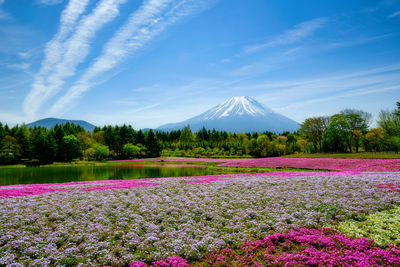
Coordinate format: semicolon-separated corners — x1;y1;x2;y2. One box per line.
388;10;400;18
36;0;65;6
7;62;31;70
244;18;326;53
47;0;217;116
18;50;34;59
23;0;126;118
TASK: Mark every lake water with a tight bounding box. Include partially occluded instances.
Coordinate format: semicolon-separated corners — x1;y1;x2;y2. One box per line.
0;163;231;186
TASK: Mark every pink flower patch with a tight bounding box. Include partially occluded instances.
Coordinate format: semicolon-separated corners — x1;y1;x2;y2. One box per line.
377;183;400;192
156;157;400;172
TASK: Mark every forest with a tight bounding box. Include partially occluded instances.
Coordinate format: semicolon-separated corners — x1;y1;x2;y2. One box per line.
0;103;399;165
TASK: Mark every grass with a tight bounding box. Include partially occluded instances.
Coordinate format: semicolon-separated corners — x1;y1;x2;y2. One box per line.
283;152;400;159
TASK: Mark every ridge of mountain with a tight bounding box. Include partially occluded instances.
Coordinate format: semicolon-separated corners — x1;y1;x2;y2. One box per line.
27;118;96;132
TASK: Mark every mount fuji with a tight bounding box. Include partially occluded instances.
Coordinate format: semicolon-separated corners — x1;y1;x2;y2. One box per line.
157;96;300;133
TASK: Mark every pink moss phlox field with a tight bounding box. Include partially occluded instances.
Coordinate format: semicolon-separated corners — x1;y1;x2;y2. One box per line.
0;179;157;198
156;157;400;172
219;158;400;172
114;164;206;168
204;228;400;266
0;171;360;198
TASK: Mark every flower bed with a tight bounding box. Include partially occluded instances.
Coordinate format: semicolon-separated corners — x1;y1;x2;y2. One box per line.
1;173;400;265
156;157;400;172
0;171;357;198
200;228;400;266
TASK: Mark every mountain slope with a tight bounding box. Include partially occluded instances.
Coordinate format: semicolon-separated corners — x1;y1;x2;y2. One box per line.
157;96;300;133
27;118;96;132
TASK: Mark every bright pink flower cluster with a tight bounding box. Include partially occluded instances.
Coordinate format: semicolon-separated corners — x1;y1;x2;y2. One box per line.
128;256;188;267
377;183;400;192
114;163;205;168
157;157;400;172
204;228;400;266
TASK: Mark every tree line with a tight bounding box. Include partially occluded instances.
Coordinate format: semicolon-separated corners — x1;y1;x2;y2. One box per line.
0;102;399;165
299;102;400;153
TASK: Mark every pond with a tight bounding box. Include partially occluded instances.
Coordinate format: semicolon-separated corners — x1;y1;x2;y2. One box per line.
0;162;232;186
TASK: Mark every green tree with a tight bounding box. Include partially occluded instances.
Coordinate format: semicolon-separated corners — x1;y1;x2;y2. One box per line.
325;114;349;152
146;129;161;157
342;112;368;152
60;135;81;161
300;117;329;152
364;128;386;152
92;143;110;161
123;143;141;158
247;138;260;157
136;129;145;145
378;110;400;136
0;135;21;164
31;130;56;164
180;125;193;143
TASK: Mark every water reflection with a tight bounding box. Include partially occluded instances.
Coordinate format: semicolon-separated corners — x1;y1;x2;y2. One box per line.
0;163;228;186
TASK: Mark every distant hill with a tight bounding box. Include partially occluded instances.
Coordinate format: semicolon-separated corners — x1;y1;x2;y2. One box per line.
157;96;300;133
27;118;96;132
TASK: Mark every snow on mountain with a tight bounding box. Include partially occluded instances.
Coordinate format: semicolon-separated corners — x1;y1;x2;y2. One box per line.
202;96;272;119
157;96;300;133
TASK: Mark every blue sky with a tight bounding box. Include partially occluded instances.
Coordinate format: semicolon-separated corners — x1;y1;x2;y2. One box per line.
0;0;400;129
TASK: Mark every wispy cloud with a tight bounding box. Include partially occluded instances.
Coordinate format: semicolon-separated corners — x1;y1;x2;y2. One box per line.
23;0;126;117
244;18;326;53
47;0;217;116
36;0;65;6
388;10;400;18
324;34;393;49
251;64;400;111
17;49;37;59
7;62;31;71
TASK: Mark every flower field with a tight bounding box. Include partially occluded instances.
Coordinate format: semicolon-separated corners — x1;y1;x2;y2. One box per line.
0;157;400;266
155;157;400;172
0;160;400;266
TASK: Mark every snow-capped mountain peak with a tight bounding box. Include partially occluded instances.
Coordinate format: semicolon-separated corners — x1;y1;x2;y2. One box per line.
157;96;299;133
202;96;273;120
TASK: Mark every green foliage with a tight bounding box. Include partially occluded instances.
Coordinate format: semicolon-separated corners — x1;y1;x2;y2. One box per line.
334;205;400;246
92;143;110;161
300;117;329;152
146;129;161;157
378;109;400;136
60;135;81;162
123;143;141;158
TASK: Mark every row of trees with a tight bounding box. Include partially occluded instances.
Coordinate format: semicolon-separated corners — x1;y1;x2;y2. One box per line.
299;103;400;153
0;124;160;165
0;102;399;165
